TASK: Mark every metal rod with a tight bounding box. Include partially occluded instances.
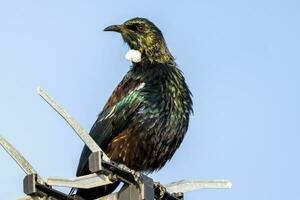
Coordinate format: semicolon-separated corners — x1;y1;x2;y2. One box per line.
165;179;232;193
45;173;112;189
37;87;109;161
0;135;37;176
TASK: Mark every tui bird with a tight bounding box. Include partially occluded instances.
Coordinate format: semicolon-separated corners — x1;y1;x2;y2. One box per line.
74;17;193;199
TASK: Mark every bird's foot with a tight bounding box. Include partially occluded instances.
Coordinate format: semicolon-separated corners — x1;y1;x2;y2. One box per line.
132;170;142;185
117;163;131;171
117;164;143;185
154;182;166;199
118;164;143;193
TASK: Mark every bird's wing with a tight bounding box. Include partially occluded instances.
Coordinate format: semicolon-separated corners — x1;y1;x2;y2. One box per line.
76;75;144;176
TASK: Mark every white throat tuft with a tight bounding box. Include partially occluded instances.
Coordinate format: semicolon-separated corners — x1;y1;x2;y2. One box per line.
125;49;142;63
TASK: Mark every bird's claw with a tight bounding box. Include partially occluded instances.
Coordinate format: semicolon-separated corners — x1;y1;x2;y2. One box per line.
117;163;144;193
118;164;143;185
117;163;132;173
132;170;142;184
154;182;166;199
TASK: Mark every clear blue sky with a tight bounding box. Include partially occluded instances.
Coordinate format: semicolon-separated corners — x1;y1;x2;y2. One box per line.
0;1;299;199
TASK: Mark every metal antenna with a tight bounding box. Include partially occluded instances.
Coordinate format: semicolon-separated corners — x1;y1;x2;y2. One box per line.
0;87;232;200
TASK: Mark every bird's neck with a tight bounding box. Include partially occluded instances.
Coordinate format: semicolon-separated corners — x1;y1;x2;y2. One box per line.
146;48;174;64
137;39;174;64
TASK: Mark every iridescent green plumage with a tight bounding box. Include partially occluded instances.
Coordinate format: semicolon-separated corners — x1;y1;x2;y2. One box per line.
75;18;193;199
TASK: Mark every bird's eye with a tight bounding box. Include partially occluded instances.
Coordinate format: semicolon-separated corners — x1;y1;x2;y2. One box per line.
126;24;144;33
136;24;144;32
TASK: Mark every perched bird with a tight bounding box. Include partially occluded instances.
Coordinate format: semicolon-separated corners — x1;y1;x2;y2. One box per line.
75;17;193;199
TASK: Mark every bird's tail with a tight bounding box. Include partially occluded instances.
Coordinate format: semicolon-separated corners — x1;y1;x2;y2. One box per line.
73;181;120;199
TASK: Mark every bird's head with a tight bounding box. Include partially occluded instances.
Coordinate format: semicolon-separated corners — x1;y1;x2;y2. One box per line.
104;17;174;64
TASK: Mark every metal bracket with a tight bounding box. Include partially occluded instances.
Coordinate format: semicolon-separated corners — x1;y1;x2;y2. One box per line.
23;174;74;200
97;175;154;200
89;151;103;173
23;174;38;195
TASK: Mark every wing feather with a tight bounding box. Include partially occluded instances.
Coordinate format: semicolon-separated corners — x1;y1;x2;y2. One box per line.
76;73;144;176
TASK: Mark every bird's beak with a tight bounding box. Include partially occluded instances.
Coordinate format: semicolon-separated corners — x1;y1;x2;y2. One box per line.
103;25;122;33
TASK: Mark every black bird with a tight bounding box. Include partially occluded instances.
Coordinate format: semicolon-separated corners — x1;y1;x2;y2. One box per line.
75;17;193;199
